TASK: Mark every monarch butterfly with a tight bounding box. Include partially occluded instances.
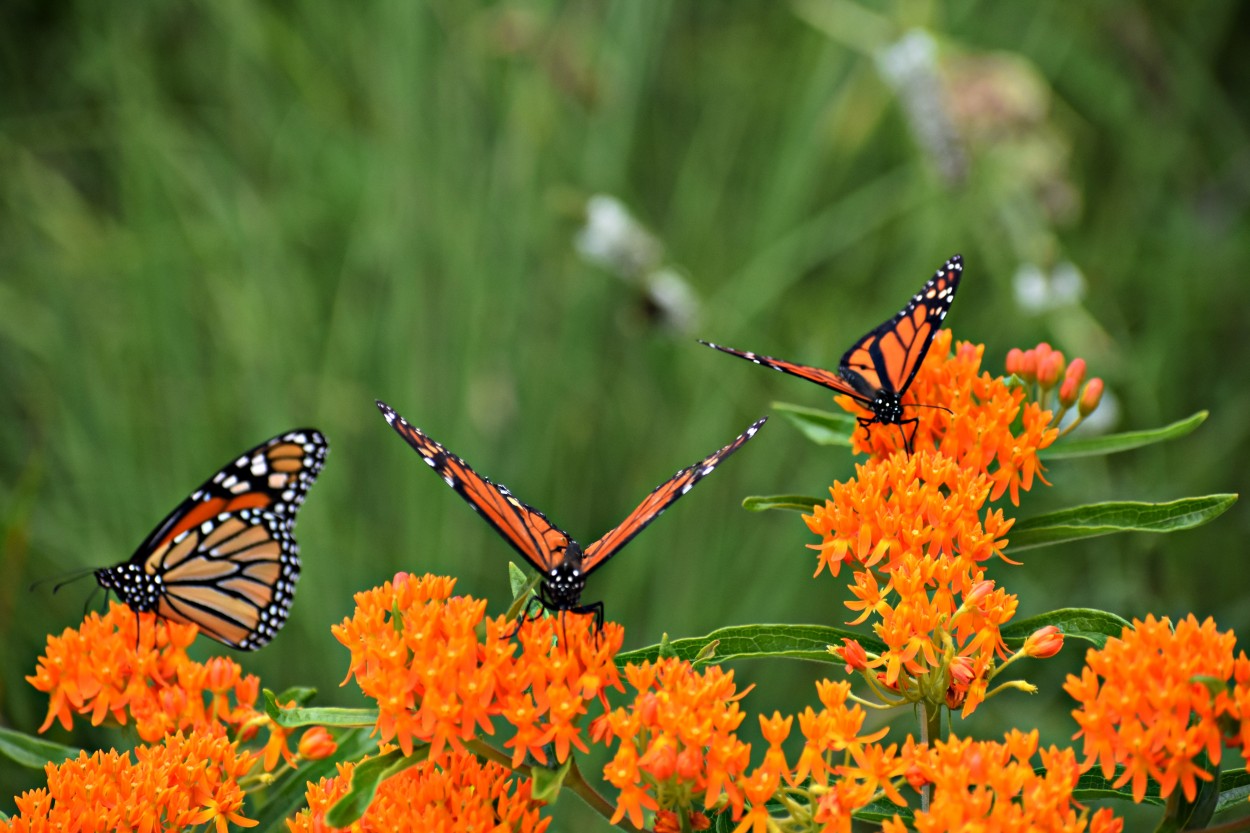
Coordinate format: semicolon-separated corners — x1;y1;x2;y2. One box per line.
701;254;962;453
376;400;765;625
93;429;329;650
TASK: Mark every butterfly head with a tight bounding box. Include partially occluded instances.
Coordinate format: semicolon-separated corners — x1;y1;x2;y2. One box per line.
95;562;163;613
542;541;588;611
869;391;905;425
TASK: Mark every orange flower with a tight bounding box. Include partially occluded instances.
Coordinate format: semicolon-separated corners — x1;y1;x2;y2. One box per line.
288;749;550;832
1065;614;1238;802
838;331;1058;503
333;573;623;767
887;732;1123;833
0;730;257;833
804;449;1014;581
25;602;300;769
591;657;752;825
297;727;338;761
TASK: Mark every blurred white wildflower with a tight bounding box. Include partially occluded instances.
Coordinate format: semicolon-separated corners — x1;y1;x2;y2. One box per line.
574;194;663;280
1013;260;1086;314
875;29;967;184
574;194;701;333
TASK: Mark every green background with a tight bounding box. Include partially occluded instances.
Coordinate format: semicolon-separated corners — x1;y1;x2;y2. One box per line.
2;1;1248;826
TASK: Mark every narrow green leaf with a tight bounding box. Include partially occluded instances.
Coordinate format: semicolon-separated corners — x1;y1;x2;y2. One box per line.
742;494;824;513
772;401;855;446
617;624;886;668
1000;609;1131;650
264;689;379;728
326;747;430;827
252;728;378;833
1042;411;1207;459
1071;768;1163;805
530;757;572;802
1215;770;1250;815
0;726;81;769
1007;495;1237;553
274;686;318;706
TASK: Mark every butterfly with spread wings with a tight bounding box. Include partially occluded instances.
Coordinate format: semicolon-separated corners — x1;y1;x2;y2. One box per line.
701;254;962;454
377;400;765;625
93;429;328;650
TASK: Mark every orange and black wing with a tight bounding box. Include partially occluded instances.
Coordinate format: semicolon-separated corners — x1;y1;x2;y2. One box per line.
105;429;328;650
376;400;573;572
698;341;867;404
580;417;766;574
838;254;962;399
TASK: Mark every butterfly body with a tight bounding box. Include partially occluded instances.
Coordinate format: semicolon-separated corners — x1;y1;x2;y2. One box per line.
377;400;764;620
701;254;962;452
95;429;328;650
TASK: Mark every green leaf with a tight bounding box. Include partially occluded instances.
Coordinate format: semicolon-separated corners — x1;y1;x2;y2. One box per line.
1000;608;1131;650
617;624;886;668
772;401;855;446
252;728;378;833
742;493;824;513
1042;411;1208;459
264;689;378;728
530;757;572;802
0;726;81;769
505;564;541;621
326;747;430;827
274;686;318;706
1071;768;1163;805
1215;769;1250;815
1007;495;1237;553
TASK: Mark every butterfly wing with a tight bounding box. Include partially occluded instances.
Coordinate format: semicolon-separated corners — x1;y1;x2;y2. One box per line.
838;254;962;398
698;341;868;404
376;400;574;572
580;417;767;574
109;428;328;650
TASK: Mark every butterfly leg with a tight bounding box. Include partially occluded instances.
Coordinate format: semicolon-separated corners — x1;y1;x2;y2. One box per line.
899;418;919;455
856;417;876;448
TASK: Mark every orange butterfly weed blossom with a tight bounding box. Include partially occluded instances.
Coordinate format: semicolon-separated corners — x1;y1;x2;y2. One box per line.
10;605;339;832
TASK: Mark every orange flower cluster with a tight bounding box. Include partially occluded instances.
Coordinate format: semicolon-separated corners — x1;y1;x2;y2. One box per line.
333;572;623;766
288;749;550;833
842;331;1058;503
805;449;1021;715
1065;614;1241;802
589;657;752;827
805;449;1013;580
1;730;257;833
26;602;314;769
884;731;1122;833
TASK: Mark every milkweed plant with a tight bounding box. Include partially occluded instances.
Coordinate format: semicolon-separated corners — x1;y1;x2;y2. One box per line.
2;326;1243;833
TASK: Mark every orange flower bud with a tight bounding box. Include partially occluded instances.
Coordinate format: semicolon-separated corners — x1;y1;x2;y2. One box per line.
1079;378;1104;416
1023;625;1064;658
836;638;869;673
1015;347;1038;381
1037;350;1065;388
1064;357;1087;387
1005;347;1025;376
1059;358;1086;407
964;579;995;608
298;726;338;760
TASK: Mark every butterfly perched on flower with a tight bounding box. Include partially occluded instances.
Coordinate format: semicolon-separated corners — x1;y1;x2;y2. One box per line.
92;429;328;650
701;254;962;453
376;400;765;625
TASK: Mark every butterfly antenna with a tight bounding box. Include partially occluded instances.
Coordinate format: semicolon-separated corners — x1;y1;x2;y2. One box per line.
29;566;98;595
905;402;955;414
82;583;104;618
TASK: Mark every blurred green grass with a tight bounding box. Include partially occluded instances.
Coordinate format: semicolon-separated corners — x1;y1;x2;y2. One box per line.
2;1;1249;825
